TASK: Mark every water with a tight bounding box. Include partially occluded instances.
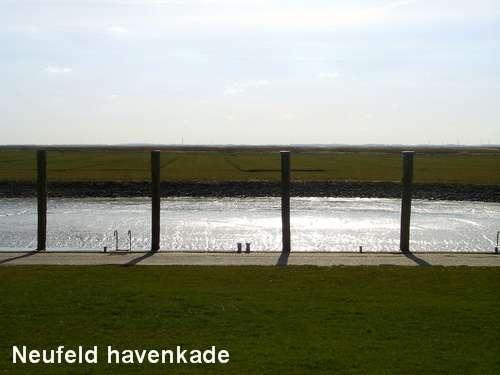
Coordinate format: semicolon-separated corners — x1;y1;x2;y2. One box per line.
0;197;498;252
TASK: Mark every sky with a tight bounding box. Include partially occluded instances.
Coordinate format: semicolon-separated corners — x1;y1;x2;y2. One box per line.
1;0;499;145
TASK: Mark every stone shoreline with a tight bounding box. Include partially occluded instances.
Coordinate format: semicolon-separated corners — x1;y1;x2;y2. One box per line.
0;181;498;202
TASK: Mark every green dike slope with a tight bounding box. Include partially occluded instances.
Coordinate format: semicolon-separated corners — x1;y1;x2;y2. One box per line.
0;150;499;184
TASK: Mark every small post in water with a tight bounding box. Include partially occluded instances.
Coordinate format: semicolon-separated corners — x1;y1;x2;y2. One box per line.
281;151;291;252
400;151;415;253
151;150;161;252
37;150;47;251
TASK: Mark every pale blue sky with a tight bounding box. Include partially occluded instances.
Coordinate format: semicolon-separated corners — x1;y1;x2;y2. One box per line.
1;0;499;145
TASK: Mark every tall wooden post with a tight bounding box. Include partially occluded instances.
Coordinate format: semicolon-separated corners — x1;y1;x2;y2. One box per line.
151;151;161;252
400;151;414;253
37;150;47;251
281;151;291;252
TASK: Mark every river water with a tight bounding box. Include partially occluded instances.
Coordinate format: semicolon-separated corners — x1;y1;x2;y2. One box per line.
0;197;498;252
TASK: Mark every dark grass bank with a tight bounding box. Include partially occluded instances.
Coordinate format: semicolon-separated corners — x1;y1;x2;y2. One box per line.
1;181;499;201
0;266;499;374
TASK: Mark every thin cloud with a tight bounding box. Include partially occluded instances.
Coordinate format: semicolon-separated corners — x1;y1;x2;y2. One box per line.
165;1;421;33
105;25;129;35
224;86;245;96
223;80;270;96
45;66;72;74
318;72;340;80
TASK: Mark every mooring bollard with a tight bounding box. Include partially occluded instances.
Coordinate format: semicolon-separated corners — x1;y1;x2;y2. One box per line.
400;151;414;253
151;150;161;252
37;150;47;251
281;151;291;253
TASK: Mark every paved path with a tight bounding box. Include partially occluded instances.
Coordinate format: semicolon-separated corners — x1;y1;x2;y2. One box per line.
1;251;499;266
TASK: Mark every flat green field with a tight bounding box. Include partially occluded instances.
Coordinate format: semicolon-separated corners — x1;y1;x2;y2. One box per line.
0;150;499;184
0;266;499;374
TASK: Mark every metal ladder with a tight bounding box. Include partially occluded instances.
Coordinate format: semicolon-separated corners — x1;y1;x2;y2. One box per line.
112;230;132;252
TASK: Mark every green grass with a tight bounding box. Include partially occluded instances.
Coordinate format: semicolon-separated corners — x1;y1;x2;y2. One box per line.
0;266;499;374
0;150;499;184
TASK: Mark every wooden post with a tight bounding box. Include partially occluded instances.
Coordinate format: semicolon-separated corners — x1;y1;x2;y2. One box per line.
37;150;47;251
151;151;161;252
400;151;414;253
281;151;291;252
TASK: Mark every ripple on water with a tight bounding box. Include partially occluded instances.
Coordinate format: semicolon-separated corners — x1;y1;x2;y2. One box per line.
0;197;499;252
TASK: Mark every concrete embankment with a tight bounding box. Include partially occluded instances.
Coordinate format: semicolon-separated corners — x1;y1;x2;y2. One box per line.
1;251;499;267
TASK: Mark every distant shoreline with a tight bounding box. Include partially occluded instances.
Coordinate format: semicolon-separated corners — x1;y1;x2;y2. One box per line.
1;144;500;153
1;181;498;202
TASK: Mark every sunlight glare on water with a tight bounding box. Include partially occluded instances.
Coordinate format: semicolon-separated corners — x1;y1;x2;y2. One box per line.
0;197;498;252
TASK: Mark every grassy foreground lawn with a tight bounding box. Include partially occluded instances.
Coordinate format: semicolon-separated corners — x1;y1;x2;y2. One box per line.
1;150;499;184
0;266;499;374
